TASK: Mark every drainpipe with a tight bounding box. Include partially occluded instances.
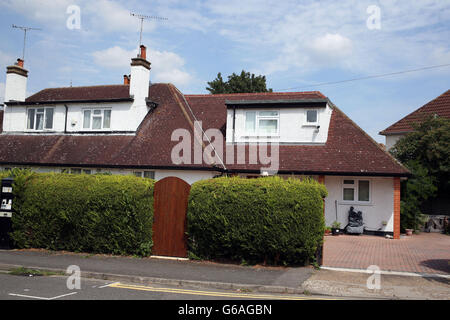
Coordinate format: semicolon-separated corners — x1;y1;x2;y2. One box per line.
64;104;68;133
232;106;236;144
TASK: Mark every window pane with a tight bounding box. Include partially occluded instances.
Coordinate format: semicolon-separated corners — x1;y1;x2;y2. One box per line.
143;171;155;179
93;109;101;115
343;180;354;185
71;168;81;174
343;188;354;201
259;119;278;135
27;109;35;129
245;112;256;134
45;108;54;129
307;110;317;123
83;110;91;129
92;116;102;129
134;171;142;178
82;169;92;175
358;180;370;201
36;113;44;130
259;111;278;117
103;110;111;129
37;108;44;113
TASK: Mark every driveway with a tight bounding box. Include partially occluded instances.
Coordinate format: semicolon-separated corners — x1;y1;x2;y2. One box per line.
323;233;450;275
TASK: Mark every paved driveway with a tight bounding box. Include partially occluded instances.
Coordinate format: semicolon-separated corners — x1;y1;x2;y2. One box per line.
323;233;450;275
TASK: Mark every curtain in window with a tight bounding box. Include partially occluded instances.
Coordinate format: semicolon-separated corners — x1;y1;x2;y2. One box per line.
27;109;35;129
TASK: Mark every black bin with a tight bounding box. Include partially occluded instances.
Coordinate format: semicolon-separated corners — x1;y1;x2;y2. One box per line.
0;178;14;249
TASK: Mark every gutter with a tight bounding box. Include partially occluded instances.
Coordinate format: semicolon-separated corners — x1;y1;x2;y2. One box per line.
5;98;134;106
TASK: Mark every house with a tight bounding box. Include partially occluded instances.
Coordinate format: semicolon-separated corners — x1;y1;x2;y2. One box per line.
0;45;410;239
379;89;450;150
380;89;450;217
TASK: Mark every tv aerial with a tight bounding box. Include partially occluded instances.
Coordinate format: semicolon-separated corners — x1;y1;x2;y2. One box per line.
130;13;168;48
12;24;42;61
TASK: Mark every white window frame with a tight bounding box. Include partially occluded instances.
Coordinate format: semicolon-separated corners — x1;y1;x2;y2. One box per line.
304;109;319;126
27;107;54;131
133;171;155;179
82;108;111;130
244;110;280;136
341;178;372;204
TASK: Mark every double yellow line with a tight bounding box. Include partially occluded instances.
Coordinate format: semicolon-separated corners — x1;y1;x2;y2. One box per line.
108;282;338;300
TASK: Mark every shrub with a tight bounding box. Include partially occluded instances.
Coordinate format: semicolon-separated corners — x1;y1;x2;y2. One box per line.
10;173;155;256
187;176;327;265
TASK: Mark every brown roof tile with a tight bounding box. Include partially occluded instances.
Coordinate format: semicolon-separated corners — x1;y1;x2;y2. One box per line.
380;89;450;135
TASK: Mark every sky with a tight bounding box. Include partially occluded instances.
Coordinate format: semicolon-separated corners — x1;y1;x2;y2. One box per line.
0;0;449;142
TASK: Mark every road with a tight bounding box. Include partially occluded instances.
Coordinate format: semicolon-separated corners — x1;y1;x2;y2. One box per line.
0;272;340;300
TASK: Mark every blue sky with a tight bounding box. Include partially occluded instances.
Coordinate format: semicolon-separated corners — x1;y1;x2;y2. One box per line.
0;0;449;142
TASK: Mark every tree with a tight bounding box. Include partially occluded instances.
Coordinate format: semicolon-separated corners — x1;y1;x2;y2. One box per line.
390;116;450;230
206;70;273;94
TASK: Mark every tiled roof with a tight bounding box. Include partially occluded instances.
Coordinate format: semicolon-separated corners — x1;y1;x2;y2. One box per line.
24;85;132;103
0;84;409;176
380;89;450;135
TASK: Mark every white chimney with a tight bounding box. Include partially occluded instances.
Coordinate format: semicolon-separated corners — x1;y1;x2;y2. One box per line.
4;58;28;102
129;45;150;101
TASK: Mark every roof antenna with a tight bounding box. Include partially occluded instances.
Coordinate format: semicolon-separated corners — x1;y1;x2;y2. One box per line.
130;13;167;48
12;24;42;61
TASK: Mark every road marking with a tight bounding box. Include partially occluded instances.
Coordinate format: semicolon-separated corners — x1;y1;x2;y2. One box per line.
108;282;338;300
320;266;450;279
8;292;77;300
98;282;120;289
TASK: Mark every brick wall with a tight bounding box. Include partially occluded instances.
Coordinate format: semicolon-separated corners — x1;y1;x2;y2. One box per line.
394;177;401;239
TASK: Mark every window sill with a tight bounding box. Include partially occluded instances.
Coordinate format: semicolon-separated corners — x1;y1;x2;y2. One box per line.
302;124;319;127
241;135;280;138
338;201;373;206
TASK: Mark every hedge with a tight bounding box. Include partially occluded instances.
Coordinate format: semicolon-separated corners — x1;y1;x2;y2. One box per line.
8;171;155;257
187;176;327;265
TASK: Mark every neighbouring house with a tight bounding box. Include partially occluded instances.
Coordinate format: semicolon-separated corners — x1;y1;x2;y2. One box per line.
379;89;450;150
0;45;410;238
380;89;450;219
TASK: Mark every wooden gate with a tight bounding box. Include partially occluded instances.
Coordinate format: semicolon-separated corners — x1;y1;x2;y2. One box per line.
152;177;190;258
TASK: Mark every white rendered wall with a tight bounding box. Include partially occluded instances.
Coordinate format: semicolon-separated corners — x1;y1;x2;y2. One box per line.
2;101;150;133
323;176;394;232
385;134;404;150
226;104;333;144
4;72;27;102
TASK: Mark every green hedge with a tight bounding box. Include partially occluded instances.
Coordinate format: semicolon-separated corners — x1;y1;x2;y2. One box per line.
9;171;154;257
187;176;327;265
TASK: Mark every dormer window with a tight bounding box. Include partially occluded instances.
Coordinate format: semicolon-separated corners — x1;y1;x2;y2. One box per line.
27;107;54;130
306;110;318;125
83;108;111;130
245;111;279;136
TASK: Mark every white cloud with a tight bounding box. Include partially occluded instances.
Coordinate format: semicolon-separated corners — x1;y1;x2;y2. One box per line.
92;46;135;69
0;0;72;26
92;46;193;87
309;33;353;59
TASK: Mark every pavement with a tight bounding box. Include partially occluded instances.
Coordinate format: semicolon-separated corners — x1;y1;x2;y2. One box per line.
0;249;313;294
323;233;450;275
0;248;449;300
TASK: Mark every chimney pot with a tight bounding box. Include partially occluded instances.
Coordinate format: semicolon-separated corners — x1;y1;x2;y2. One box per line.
139;45;147;60
16;58;24;68
123;74;130;85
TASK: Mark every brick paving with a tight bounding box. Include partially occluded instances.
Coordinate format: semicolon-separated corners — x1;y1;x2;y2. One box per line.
323;233;450;275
